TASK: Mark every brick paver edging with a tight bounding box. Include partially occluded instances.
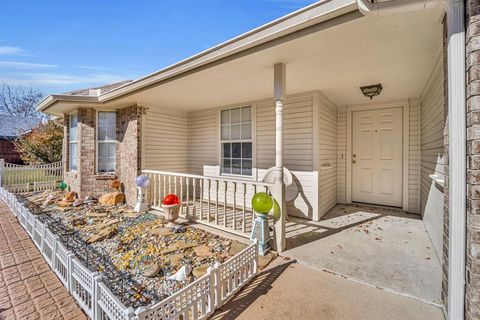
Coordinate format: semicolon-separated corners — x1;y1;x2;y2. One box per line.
0;200;87;320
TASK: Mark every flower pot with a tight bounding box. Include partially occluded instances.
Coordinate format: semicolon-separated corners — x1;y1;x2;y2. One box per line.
161;203;181;222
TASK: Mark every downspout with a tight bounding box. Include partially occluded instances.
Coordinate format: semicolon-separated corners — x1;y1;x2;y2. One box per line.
356;0;440;16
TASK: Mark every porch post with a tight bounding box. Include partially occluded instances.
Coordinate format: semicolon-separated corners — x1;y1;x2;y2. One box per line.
271;63;287;252
447;0;466;319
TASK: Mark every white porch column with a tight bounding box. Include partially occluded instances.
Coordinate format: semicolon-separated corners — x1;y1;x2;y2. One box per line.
447;0;466;319
271;63;287;252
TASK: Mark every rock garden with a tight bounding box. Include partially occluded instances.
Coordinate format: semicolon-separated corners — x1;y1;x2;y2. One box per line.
19;184;249;309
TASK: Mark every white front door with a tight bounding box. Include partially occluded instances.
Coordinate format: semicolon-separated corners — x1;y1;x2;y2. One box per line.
352;107;403;207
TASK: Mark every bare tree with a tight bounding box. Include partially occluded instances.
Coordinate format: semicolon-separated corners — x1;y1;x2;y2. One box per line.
0;82;44;118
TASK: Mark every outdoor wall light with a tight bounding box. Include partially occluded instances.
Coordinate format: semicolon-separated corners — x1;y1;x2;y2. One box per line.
360;83;383;99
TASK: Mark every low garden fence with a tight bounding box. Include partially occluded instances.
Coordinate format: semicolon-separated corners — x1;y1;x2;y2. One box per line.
0;187;259;320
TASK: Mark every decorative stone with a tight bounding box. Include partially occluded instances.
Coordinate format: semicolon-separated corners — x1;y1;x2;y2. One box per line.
62;191;77;202
124;212;140;218
192;266;209;278
161;241;195;254
229;242;247;256
72;217;86;226
84;196;98;204
194;245;214;257
171;225;186;233
57;200;73;207
258;251;277;269
144;263;161;277
42;199;54;206
148;227;173;237
72;199;84;207
86;211;108;218
168;254;183;268
86;226;116;244
99;192;125;206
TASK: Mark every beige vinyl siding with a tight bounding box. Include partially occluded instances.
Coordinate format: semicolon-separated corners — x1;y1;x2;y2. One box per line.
188;109;218;175
256;92;315;219
337;106;347;203
420;57;445;258
143;109;188;172
317;93;338;217
409;100;421;213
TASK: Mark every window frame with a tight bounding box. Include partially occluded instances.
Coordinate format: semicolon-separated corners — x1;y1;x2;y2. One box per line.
68;112;78;172
96;110;117;174
219;105;254;178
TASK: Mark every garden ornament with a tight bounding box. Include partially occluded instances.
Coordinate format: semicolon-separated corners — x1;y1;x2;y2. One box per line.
162;194;181;222
134;175;150;213
58;181;67;191
250;192;273;255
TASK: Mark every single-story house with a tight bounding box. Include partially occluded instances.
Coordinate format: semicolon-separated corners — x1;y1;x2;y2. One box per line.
36;0;478;319
0;114;43;164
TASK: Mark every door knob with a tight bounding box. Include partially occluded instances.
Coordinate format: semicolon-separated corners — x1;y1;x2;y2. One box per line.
352;160;356;164
353;154;356;158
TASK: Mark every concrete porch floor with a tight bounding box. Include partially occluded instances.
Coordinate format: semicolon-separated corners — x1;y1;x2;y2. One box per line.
283;204;443;305
212;259;444;320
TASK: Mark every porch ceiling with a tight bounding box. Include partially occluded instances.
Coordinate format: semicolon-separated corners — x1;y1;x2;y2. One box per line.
49;7;445;115
122;8;444;111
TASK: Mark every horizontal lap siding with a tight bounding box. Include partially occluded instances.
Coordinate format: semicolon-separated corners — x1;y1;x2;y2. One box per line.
337;106;347;203
420;58;445;258
409;101;421;213
144;110;189;172
256;93;315;219
188;109;218;175
318;94;338;217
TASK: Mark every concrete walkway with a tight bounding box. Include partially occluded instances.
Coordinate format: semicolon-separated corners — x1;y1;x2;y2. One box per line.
0;200;87;320
212;259;444;320
283;204;442;304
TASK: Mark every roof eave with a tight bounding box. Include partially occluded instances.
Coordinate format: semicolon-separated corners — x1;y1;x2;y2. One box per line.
36;94;100;113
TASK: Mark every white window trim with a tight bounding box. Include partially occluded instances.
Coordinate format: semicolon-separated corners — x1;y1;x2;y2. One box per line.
69;112;78;172
218;106;254;178
96;111;117;174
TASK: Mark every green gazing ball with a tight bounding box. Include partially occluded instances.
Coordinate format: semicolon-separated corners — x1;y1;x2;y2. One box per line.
251;192;273;214
58;181;67;191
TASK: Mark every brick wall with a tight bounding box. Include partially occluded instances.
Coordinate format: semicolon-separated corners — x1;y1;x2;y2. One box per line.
467;1;480;319
62;105;143;206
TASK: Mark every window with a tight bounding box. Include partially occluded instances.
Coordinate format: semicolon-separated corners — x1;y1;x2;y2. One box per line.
69;113;78;171
97;111;116;173
221;106;252;176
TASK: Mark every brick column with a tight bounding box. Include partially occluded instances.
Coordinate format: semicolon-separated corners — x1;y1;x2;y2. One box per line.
466;1;480;319
116;105;144;205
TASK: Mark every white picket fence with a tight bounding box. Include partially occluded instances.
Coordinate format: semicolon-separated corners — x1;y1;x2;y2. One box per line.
0;159;62;192
0;187;258;320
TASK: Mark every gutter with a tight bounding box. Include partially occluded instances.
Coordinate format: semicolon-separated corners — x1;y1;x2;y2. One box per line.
356;0;441;16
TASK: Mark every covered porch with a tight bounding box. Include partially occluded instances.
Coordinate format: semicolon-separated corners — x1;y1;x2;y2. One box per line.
39;0;449;312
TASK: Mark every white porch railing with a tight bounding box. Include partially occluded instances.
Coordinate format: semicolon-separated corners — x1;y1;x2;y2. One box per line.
0;159;63;192
142;170;274;237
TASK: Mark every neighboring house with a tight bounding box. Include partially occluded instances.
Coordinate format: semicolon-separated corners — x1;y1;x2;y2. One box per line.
36;1;477;319
0;114;43;163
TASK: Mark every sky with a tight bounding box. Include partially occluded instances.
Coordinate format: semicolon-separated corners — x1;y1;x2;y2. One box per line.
0;0;316;95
